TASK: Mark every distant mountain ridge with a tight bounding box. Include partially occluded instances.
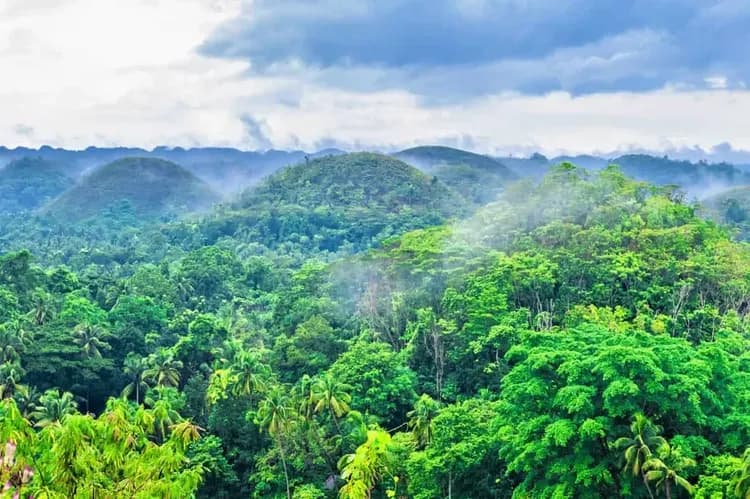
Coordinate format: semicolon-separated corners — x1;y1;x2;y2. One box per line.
0;146;346;194
3;144;749;206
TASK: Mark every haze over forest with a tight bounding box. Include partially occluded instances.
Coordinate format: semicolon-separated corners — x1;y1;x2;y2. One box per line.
2;1;750;498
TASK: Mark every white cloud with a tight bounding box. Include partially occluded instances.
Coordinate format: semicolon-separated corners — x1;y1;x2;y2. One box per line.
1;0;750;158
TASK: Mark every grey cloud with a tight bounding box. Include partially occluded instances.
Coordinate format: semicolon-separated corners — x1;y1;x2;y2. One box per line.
200;0;750;97
240;114;273;150
13;124;34;136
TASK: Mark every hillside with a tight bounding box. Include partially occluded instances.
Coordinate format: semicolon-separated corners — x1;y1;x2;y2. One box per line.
394;146;518;204
44;157;220;221
701;185;750;237
0;157;74;213
197;152;467;253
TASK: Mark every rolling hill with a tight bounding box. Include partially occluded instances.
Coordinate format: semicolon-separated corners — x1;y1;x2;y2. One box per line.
0;157;74;213
44;157;220;221
197;152;467;253
394;146;518;204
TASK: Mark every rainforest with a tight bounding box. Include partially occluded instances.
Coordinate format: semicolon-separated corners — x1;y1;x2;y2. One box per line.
0;147;748;499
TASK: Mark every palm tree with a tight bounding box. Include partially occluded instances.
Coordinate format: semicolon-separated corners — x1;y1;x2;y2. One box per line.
734;448;750;499
0;361;24;399
175;277;194;305
311;373;352;434
613;413;668;499
643;447;695;499
0;325;26;364
31;389;77;428
29;290;54;325
121;354;149;404
144;349;183;388
231;349;269;399
257;386;294;499
150;398;182;443
13;383;40;418
407;394;440;448
73;323;110;358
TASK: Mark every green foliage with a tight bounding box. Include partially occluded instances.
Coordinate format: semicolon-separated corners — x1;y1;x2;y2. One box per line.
0;159;749;498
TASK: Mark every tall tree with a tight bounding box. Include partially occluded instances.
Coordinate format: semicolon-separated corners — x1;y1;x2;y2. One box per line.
256;386;294;499
311;373;352;434
144;348;183;388
72;323;110;358
121;354;149;404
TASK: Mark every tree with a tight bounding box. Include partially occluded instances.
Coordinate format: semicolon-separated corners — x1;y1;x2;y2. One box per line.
643;446;695;499
231;349;270;399
121;353;149;404
256;386;294;499
73;322;110;358
145;348;183;388
311;372;352;434
30;389;77;427
0;362;24;399
0;321;30;364
407;394;440;448
614;413;669;499
328;341;416;427
338;429;405;499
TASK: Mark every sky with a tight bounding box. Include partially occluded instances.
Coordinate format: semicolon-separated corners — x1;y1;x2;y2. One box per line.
1;0;750;160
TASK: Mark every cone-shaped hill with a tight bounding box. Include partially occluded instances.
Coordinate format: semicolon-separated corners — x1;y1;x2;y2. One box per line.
202;153;467;253
237;152;463;213
0;157;75;213
394;146;518;204
44;157;220;221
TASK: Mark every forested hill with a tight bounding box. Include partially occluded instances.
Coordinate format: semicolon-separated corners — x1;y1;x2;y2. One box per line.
193;152;467;255
395;145;519;204
0;157;74;213
0;159;749;498
43;157;220;221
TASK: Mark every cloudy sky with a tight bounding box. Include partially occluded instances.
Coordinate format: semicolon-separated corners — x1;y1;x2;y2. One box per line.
1;0;750;158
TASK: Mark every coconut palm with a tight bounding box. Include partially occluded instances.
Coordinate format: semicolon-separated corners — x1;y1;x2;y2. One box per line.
30;389;77;428
73;323;110;358
257;386;294;499
150;399;182;443
0;324;26;364
13;383;40;418
121;354;149;404
0;361;24;399
230;349;269;398
407;393;440;448
311;373;352;434
144;349;183;388
643;447;695;499
29;290;54;325
613;413;669;499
